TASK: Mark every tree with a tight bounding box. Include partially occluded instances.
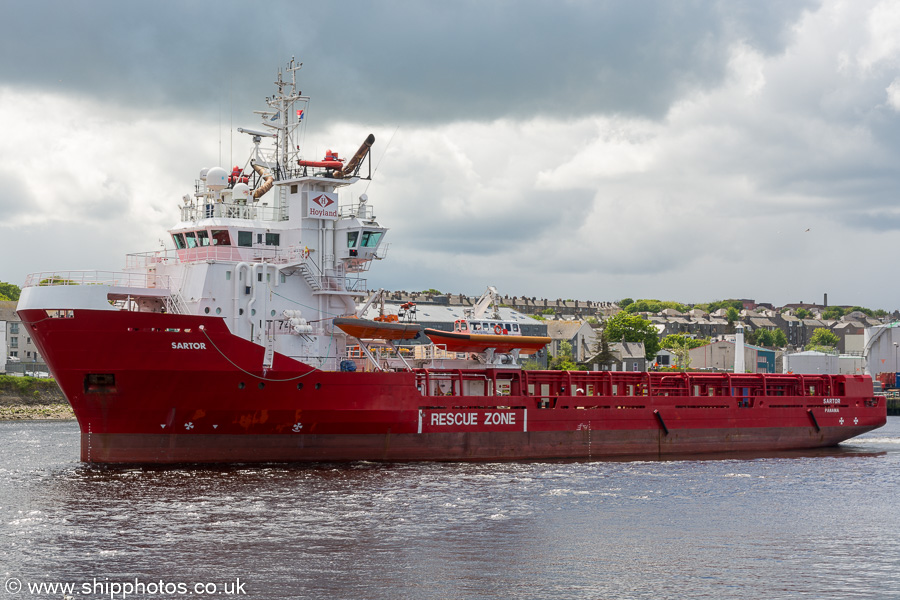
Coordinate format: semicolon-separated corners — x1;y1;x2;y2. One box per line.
726;307;739;324
587;330;617;370
771;329;787;347
660;334;707;350
549;340;581;371
707;299;743;313
420;288;442;295
822;306;845;320
660;334;705;370
603;312;660;360
623;299;690;314
794;308;812;319
619;298;634;309
0;282;21;301
806;328;839;350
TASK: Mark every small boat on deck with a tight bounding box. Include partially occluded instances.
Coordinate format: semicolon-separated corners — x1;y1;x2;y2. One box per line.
334;315;423;340
425;318;550;354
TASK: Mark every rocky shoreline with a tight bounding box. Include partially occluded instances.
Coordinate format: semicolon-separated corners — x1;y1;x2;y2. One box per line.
0;402;75;420
0;376;74;421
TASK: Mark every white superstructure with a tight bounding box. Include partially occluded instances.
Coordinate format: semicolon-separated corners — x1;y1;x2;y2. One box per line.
22;58;387;371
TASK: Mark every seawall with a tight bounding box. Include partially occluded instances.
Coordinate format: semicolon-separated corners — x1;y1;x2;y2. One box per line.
0;376;74;420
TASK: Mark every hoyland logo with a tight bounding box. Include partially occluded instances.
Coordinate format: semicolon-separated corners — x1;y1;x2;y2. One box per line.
306;192;338;220
311;194;334;208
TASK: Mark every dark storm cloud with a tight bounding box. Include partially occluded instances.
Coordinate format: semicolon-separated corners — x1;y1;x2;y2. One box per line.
2;0;818;125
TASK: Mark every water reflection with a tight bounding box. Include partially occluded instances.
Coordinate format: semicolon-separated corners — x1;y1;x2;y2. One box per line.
2;419;900;599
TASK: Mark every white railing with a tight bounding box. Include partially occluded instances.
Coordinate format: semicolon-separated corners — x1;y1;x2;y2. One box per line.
338;203;375;220
127;246;306;266
180;201;288;222
126;250;179;268
23;271;176;290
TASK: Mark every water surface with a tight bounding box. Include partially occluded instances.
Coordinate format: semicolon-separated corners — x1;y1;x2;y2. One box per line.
2;419;898;599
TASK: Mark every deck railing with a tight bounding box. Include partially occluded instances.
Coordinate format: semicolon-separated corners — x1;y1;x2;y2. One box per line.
23;271;175;290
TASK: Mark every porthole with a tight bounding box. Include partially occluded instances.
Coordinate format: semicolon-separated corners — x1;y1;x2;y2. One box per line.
239;309;244;315
315;383;321;390
216;307;222;315
238;382;245;390
204;307;210;314
270;310;276;317
251;309;256;316
297;383;304;390
258;382;265;390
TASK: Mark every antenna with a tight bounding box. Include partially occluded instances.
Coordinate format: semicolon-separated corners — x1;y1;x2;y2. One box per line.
237;128;277;138
364;125;399;193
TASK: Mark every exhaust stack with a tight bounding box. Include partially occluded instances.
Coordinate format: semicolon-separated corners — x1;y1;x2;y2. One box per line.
337;134;375;178
251;161;275;199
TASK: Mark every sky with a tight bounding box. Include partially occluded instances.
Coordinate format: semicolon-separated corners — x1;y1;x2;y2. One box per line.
2;0;900;310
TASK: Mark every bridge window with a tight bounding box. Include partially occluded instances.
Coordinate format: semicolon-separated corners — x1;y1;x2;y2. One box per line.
173;233;186;249
212;230;231;246
238;231;252;247
347;231;359;248
360;231;382;247
265;233;280;246
184;232;198;248
197;230;210;246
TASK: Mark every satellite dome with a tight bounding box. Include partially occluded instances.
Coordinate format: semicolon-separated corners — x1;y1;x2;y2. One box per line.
232;183;251;202
205;167;228;191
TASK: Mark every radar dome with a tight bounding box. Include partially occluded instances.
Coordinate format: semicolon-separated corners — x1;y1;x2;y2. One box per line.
206;167;228;190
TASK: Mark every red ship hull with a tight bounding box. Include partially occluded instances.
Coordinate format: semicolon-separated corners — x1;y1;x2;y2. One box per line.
19;308;888;464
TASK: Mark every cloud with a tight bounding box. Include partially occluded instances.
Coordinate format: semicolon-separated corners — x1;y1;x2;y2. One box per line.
3;0;900;311
1;0;817;126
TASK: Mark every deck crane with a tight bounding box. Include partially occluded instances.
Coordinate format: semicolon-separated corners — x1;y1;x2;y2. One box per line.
465;286;501;321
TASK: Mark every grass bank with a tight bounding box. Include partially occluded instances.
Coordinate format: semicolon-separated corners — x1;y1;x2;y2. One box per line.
0;375;74;420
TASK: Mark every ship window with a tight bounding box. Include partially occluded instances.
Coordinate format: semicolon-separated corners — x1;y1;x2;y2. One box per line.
360;231;383;247
173;233;186;249
258;234;263;244
472;323;481;331
238;231;252;247
290;184;298;194
265;233;280;246
184;232;198;248
347;231;359;248
212;230;231;246
197;230;210;246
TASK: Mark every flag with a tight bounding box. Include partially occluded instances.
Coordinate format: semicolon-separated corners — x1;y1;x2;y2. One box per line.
270;111;280;122
297;109;304;121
